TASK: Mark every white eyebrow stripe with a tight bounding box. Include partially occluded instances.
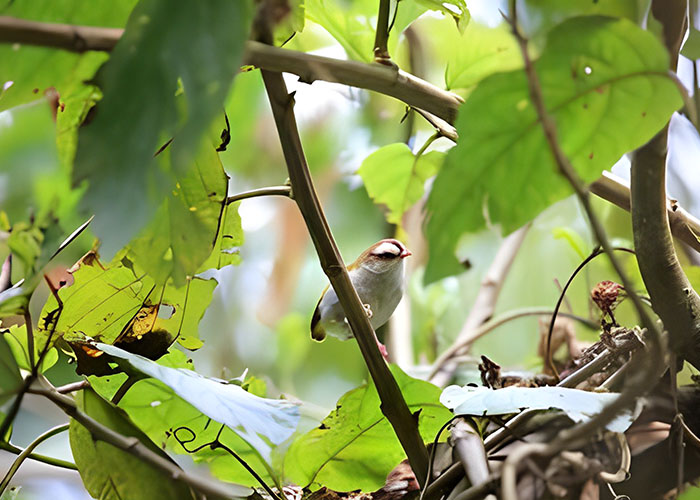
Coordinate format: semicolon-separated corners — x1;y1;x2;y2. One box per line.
372;241;400;255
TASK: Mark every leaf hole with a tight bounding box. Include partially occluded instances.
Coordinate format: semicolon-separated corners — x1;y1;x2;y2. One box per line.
584;66;592;75
158;304;175;319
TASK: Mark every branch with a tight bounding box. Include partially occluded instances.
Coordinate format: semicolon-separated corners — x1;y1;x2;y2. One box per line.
31;379;249;500
0;440;77;471
0;424;69;495
226;185;291;205
0;16;462;125
590;171;700;254
261;65;429;486
373;0;391;61
630;0;700;370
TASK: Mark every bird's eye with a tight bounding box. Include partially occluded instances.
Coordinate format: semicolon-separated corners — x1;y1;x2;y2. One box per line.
378;252;396;259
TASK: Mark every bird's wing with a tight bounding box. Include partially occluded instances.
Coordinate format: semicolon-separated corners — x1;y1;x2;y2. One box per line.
310;284;329;341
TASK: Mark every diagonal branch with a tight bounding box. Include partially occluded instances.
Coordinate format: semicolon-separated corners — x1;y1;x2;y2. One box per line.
260;66;430;487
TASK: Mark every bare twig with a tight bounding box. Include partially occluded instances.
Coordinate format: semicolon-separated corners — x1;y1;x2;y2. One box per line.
56;380;89;394
260;61;430;486
226;185;292;206
451;421;495;500
430;225;530;386
0;424;69;495
427;308;597;381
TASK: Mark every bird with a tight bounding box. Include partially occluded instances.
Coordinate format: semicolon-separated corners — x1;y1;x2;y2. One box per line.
310;239;411;355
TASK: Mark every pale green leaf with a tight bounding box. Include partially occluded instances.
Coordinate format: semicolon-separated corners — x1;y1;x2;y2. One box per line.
682;28;700;60
0;333;22;406
359;143;443;225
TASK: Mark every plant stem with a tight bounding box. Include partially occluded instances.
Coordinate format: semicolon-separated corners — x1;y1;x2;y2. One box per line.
23;312;35;375
0;440;77;470
226;185;291;206
260;68;430;486
373;0;392;61
0;424;69;495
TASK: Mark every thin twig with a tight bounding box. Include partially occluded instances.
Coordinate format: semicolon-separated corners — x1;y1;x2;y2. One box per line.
0;377;33;440
0;440;77;470
427;308;596;381
56;380;89;394
0;424;69;495
23;312;35;375
226;185;292;206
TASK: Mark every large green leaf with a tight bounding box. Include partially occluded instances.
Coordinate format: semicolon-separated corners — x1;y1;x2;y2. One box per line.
0;333;22;406
69;388;197;500
96;343;301;464
358;143;444;226
89;351;277;487
3;325;58;373
129;144;231;286
73;0;251;255
285;365;452;492
425;16;682;282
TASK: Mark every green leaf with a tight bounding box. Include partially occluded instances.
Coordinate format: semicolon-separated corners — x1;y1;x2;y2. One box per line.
37;250;216;354
129;144;231;285
73;0;251;255
445;22;522;90
415;0;469;33
358;144;444;226
69;388;197;500
285;365;452;491
89;351;277;487
198;201;244;272
682;28;700;60
0;332;22;406
95;343;300;464
425;16;682;283
3;325;58;373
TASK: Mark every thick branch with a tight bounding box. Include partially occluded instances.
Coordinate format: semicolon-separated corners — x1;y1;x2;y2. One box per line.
631;0;700;370
260;69;429;485
0;16;462;125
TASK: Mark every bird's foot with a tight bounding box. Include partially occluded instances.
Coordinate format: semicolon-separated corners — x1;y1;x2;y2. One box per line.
376;340;389;360
363;303;373;319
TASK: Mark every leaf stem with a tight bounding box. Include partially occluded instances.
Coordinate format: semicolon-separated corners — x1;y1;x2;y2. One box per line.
0;424;69;495
225;185;291;206
24;312;35;375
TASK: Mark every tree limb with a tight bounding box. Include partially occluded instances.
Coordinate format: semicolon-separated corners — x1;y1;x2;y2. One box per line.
631;0;700;370
0;16;462;125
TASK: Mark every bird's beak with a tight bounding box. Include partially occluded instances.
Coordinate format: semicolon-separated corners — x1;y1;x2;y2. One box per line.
400;248;412;259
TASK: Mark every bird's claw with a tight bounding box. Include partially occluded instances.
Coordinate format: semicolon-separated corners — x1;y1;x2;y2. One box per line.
363;303;373;319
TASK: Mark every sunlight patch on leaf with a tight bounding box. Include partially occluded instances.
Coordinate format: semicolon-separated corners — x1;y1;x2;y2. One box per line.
95;343;301;464
441;385;639;432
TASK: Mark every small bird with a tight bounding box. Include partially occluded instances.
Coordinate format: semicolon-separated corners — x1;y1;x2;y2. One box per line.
310;239;411;354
